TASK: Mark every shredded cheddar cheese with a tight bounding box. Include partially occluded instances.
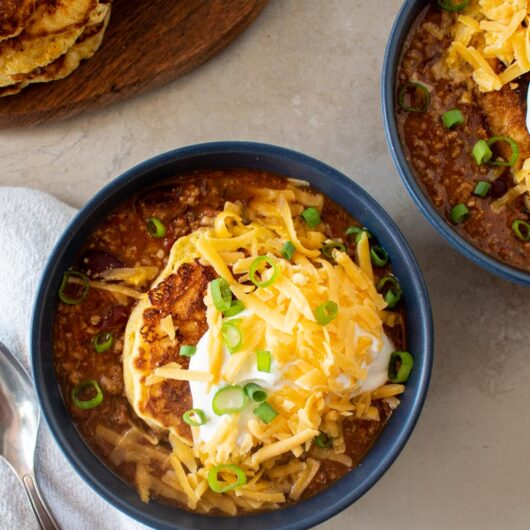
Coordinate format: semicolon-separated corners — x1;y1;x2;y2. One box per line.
145;363;213;385
98;266;159;287
159;314;176;341
503;157;530;205
120;183;405;511
447;0;530;92
68;276;144;300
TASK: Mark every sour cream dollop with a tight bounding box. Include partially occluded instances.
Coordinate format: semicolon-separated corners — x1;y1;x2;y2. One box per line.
189;312;393;445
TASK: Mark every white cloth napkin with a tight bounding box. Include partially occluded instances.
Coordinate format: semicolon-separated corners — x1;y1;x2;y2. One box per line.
0;188;146;530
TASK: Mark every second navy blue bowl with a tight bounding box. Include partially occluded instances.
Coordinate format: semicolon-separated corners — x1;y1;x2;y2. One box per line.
382;0;530;286
31;142;433;530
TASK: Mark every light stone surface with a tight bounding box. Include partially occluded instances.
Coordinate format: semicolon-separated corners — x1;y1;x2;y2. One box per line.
1;1;529;529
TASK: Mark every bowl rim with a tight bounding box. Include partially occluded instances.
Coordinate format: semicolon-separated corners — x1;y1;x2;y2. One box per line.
31;141;434;530
381;0;530;287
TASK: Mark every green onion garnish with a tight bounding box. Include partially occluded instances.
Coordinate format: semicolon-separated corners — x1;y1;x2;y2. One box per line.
223;300;244;317
321;240;347;260
221;321;242;353
207;464;247;493
179;345;197;357
345;226;362;237
436;0;470;12
146;216;166;238
253;402;278;424
212;385;247;415
92;331;113;353
281;241;296;260
388;351;415;383
473;181;491;198
314;300;338;325
398;82;430;113
249;256;280;288
442;108;464;129
370;245;389;267
210;278;232;312
58;271;89;305
244;383;268;403
377;275;402;309
71;380;103;410
345;226;372;244
257;350;271;373
486;136;519;167
472;139;492;165
314;432;332;448
473;136;519;167
512;219;530;241
182;408;207;426
301;207;321;228
450;203;470;224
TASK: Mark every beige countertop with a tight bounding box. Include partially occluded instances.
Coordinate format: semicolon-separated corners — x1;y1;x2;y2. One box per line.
1;1;528;529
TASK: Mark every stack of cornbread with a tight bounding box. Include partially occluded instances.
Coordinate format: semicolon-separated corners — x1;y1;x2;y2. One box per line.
0;0;111;96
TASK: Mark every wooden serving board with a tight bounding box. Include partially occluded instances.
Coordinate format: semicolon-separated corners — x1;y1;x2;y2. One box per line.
0;0;269;128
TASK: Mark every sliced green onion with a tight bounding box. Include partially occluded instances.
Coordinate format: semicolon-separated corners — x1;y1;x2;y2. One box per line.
212;385;247;415
472;139;492;165
398;82;430;113
370;245;389;267
146;217;166;238
281;241;296;260
92;331;113;353
244;383;268;403
59;271;89;305
377;276;402;309
221;321;242;353
249;256;280;288
345;226;362;237
450;203;470;224
314;432;332;448
207;464;247;493
437;0;470;12
257;350;271;373
223;300;244;317
442;108;464;129
71;380;103;410
182;408;207;426
345;226;372;244
486;136;519;167
356;230;372;244
179;345;197;357
210;278;232;312
512;219;530;241
253;402;278;424
301;207;321;228
314;300;338;325
321;240;347;260
473;181;491;198
388;351;414;383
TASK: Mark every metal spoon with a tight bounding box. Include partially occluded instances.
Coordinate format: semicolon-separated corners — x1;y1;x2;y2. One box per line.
0;340;60;530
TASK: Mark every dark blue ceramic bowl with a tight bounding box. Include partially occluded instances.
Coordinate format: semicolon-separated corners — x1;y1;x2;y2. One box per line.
382;0;530;286
31;142;433;530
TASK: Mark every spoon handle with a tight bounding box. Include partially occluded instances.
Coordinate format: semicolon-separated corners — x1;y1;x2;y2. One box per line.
22;474;61;530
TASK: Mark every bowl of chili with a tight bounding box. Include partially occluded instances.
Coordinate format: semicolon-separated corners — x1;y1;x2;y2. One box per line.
382;0;530;286
31;142;433;529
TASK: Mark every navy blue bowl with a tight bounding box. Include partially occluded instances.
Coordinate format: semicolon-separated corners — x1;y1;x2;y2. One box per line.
382;0;530;287
31;142;433;530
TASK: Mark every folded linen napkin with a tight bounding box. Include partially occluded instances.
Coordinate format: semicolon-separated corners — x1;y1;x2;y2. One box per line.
0;188;146;530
